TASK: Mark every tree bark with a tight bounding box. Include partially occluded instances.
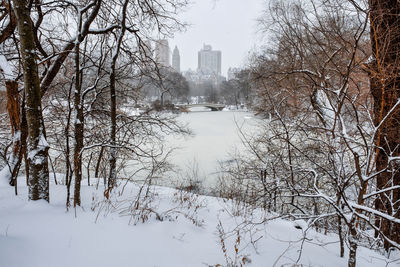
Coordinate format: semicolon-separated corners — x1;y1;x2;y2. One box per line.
13;0;49;201
108;54;117;193
65;80;73;208
73;42;84;207
347;225;358;267
95;145;104;179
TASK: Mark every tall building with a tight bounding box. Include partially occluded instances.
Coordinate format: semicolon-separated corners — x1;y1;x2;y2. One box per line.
197;44;221;76
172;46;180;73
155;39;170;67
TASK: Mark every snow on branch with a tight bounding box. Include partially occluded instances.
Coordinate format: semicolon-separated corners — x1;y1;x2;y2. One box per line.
0;54;15;80
350;202;400;224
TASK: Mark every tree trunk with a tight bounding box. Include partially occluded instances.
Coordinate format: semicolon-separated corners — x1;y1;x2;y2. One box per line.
107;0;129;193
369;0;400;249
87;152;92;186
65;81;73;208
338;215;344;258
108;57;117;193
347;225;358;267
13;0;49;201
73;43;84;207
95;145;104;179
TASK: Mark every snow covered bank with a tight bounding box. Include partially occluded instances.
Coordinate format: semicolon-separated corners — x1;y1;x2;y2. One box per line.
0;178;396;267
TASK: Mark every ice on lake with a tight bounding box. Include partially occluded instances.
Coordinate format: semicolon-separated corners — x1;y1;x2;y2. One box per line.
165;110;257;189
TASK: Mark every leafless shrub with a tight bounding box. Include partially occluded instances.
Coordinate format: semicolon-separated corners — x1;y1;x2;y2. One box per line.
209;221;252;267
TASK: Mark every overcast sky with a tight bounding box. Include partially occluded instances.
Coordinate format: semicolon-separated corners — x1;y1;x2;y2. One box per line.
171;0;265;76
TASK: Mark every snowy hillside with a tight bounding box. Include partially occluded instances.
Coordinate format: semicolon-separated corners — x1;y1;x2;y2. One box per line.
0;176;396;267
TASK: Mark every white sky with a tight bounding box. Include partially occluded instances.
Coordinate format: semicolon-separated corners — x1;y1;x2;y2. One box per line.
171;0;265;76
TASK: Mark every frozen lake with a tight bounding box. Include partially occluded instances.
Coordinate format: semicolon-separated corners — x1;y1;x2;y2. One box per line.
165;109;257;189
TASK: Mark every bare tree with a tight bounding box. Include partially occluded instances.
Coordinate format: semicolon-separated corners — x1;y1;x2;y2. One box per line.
107;0;130;194
368;0;400;250
216;0;400;266
12;0;50;201
1;0;189;210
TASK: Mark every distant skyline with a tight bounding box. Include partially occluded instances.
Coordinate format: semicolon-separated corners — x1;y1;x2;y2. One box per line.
171;0;265;77
172;46;181;72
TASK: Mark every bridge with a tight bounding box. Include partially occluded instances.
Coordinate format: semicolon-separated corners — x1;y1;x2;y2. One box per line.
178;103;225;111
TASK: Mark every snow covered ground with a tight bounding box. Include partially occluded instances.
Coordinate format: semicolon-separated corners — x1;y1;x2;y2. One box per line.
0;175;397;267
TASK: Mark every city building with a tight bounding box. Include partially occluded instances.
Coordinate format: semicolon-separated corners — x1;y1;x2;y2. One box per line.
183;69;226;89
155;39;170;67
172;46;180;73
197;44;221;76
